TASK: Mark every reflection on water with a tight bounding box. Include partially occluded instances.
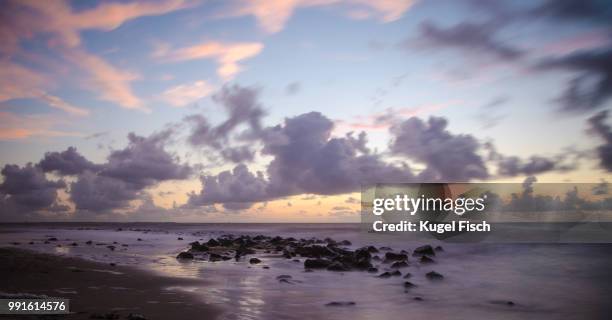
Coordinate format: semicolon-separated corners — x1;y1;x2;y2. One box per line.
1;224;612;320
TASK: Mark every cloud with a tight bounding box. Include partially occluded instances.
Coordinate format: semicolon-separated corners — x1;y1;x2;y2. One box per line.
0;163;65;211
38;147;100;175
285;82;301;95
0;112;83;140
587;110;612;171
0;0;193;111
66;49;144;110
530;0;612;26
411;20;525;61
155;41;264;79
159;80;215;107
389;116;489;181
496;156;556;176
218;0;415;34
6;0;193;49
535;48;612;112
187;164;268;210
100;130;192;188
0;61;89;116
188;111;415;209
185;85;265;162
70;171;141;212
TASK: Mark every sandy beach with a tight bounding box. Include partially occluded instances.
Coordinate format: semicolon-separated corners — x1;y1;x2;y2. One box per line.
0;247;220;320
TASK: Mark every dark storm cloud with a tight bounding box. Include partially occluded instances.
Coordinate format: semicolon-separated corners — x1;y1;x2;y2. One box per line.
187;112;416;209
187;164;268;210
38;147;100;175
389;116;489;181
100;130;192;188
69;130;192;212
496;156;556;176
70;171;140;212
411;20;524;61
185;85;265;163
536;49;612;112
587;110;612;171
530;0;612;26
0;164;65;210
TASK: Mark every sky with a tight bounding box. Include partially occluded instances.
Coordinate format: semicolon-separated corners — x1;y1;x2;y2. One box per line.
1;0;612;222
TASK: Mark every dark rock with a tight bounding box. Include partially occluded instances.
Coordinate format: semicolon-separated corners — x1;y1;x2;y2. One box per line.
404;281;416;288
426;271;444;280
85;240;93;245
403;273;412;279
207;238;220;246
384;252;408;261
263;266;270;269
276;275;292;280
413;297;423;301
378;272;392;278
366;246;379;253
434;245;444;252
109;263;116;267
420;256;435;264
47;237;58;241
249;258;262;264
71;242;78;246
137;238;143;241
177;237;183;240
327;261;349;271
325;301;356;307
176;252;194;260
413;245;435;257
304;258;331;269
391;270;402;276
106;245;115;251
379;246;392;251
391;261;409;268
189;241;209;252
367;267;378;273
339;240;352;246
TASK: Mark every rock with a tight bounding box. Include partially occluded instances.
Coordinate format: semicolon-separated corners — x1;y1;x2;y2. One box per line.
403;273;412;279
379;246;392;251
434;245;444;252
276;275;292;280
490;300;515;307
413;297;424;301
249;258;262;264
189;241;209;252
339;240;352;246
372;255;381;261
85;240;93;245
404;281;416;288
47;237;58;241
426;271;444;280
384;252;408;261
71;242;78;246
391;270;402;276
366;246;379;253
176;252;194;260
391;261;409;268
304;258;331;269
420;256;435;264
127;313;147;320
106;245;115;251
413;245;435;257
177;237;183;240
327;262;349;271
109;263;116;267
279;278;292;284
325;301;356;307
207;238;220;246
367;267;378;273
137;238;143;241
378;272;392;278
263;266;270;269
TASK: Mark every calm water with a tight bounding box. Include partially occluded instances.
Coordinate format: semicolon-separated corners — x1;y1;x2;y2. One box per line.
1;223;612;319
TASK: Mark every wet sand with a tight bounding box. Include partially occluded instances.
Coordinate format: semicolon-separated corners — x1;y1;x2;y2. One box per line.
0;248;220;319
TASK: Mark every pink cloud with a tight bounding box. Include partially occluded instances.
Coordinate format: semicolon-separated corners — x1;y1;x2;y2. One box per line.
154;41;264;80
216;0;415;34
0;111;83;140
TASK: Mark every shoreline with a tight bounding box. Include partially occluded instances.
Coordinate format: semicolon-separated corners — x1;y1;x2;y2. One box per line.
0;247;220;320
